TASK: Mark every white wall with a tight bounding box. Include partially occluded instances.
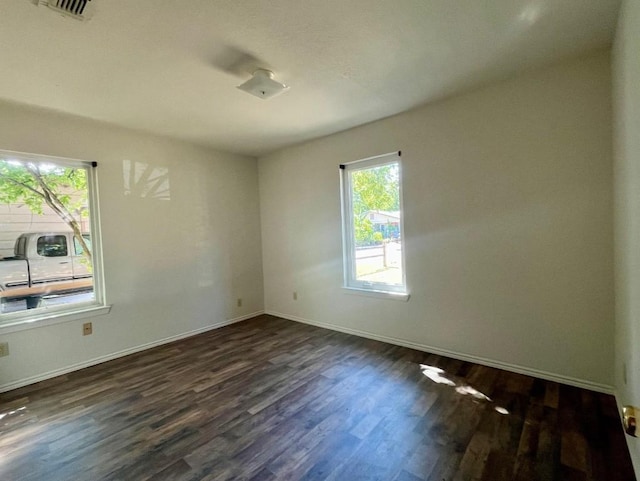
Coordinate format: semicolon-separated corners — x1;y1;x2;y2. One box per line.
259;51;614;390
0;101;264;390
613;0;640;473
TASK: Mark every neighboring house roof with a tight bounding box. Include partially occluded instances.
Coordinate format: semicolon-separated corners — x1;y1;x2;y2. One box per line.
368;210;400;223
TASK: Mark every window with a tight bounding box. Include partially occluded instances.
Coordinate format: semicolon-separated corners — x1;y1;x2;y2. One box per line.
340;151;407;297
73;235;92;257
0;150;108;324
37;235;68;257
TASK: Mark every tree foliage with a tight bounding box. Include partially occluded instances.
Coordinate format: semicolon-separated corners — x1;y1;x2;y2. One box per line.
0;159;92;260
351;163;399;246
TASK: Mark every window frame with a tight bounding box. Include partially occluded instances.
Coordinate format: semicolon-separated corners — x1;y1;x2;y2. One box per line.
340;151;408;299
0;149;110;330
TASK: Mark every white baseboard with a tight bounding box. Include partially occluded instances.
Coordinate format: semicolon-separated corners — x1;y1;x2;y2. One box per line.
266;310;614;395
2;309;614;396
0;310;264;393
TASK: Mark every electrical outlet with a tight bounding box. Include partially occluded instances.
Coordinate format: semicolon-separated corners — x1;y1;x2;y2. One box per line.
293;291;298;301
83;322;93;336
237;298;242;308
0;342;9;357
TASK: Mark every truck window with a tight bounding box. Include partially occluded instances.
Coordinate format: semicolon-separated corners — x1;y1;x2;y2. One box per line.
73;235;92;256
15;236;26;258
37;235;68;257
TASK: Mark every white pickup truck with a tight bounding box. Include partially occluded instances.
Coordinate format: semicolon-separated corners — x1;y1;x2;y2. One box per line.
0;232;93;309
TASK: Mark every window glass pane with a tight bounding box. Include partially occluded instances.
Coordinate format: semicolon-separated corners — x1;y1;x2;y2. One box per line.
342;153;405;294
74;235;92;256
0;155;98;315
37;235;68;257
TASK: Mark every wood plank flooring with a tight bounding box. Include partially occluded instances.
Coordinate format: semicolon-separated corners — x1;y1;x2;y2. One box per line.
0;315;636;480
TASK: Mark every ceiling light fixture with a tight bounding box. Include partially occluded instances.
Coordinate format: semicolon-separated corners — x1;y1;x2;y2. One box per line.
237;69;290;100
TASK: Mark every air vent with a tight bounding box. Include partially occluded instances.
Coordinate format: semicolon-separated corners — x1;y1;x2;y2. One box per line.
29;0;94;21
50;0;91;15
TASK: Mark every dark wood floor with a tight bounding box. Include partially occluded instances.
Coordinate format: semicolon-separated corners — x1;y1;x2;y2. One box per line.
0;315;635;481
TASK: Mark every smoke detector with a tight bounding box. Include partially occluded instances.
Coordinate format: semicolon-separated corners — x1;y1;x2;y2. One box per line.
237;69;290;100
29;0;95;21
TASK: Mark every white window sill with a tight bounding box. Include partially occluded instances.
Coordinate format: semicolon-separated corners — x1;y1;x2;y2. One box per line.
0;304;112;334
342;287;410;302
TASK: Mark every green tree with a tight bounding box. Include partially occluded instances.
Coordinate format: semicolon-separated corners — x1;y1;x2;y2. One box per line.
0;159;92;260
351;163;399;246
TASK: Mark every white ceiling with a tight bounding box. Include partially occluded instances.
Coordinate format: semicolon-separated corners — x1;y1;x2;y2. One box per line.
0;0;621;157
